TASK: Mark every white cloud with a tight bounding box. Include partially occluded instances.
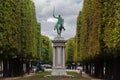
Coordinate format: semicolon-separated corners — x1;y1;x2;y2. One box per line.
47;18;57;23
32;0;83;39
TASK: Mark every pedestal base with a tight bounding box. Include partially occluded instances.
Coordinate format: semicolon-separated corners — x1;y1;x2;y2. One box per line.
54;37;64;40
44;74;74;78
52;68;67;76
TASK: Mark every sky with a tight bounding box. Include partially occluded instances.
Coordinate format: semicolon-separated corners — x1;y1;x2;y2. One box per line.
32;0;84;39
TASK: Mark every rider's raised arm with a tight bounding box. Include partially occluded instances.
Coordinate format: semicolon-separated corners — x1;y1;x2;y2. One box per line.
53;14;58;19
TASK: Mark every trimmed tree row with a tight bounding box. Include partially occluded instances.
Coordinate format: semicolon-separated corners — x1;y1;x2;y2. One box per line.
0;0;41;77
75;0;120;80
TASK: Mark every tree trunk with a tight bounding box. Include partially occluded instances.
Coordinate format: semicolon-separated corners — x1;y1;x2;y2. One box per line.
94;62;99;77
105;60;113;80
9;59;14;77
85;64;89;73
3;59;9;77
26;61;31;74
112;58;120;80
19;59;24;75
87;64;91;75
83;64;85;72
91;63;94;76
99;61;104;78
94;61;104;78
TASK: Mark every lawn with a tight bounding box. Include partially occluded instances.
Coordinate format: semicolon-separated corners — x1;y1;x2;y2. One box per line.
14;71;89;80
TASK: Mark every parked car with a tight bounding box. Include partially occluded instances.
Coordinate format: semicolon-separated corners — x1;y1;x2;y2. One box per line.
31;66;37;72
77;66;83;74
77;66;83;70
42;64;52;69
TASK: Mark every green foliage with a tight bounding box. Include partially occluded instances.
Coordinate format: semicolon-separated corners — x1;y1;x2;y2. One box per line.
0;0;40;59
78;0;100;61
0;0;21;57
40;35;53;63
65;37;75;63
74;12;82;62
75;0;120;62
101;0;120;54
48;41;53;63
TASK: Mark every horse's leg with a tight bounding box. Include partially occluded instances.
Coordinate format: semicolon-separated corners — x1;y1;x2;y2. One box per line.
63;27;65;30
60;29;61;37
57;29;59;37
58;28;61;37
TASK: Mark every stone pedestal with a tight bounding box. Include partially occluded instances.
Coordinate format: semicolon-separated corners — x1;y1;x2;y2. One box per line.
51;39;67;76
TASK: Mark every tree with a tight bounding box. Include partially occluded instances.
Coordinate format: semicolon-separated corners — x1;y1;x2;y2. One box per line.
76;0;120;79
74;11;82;62
40;35;53;63
0;0;40;77
65;37;75;67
